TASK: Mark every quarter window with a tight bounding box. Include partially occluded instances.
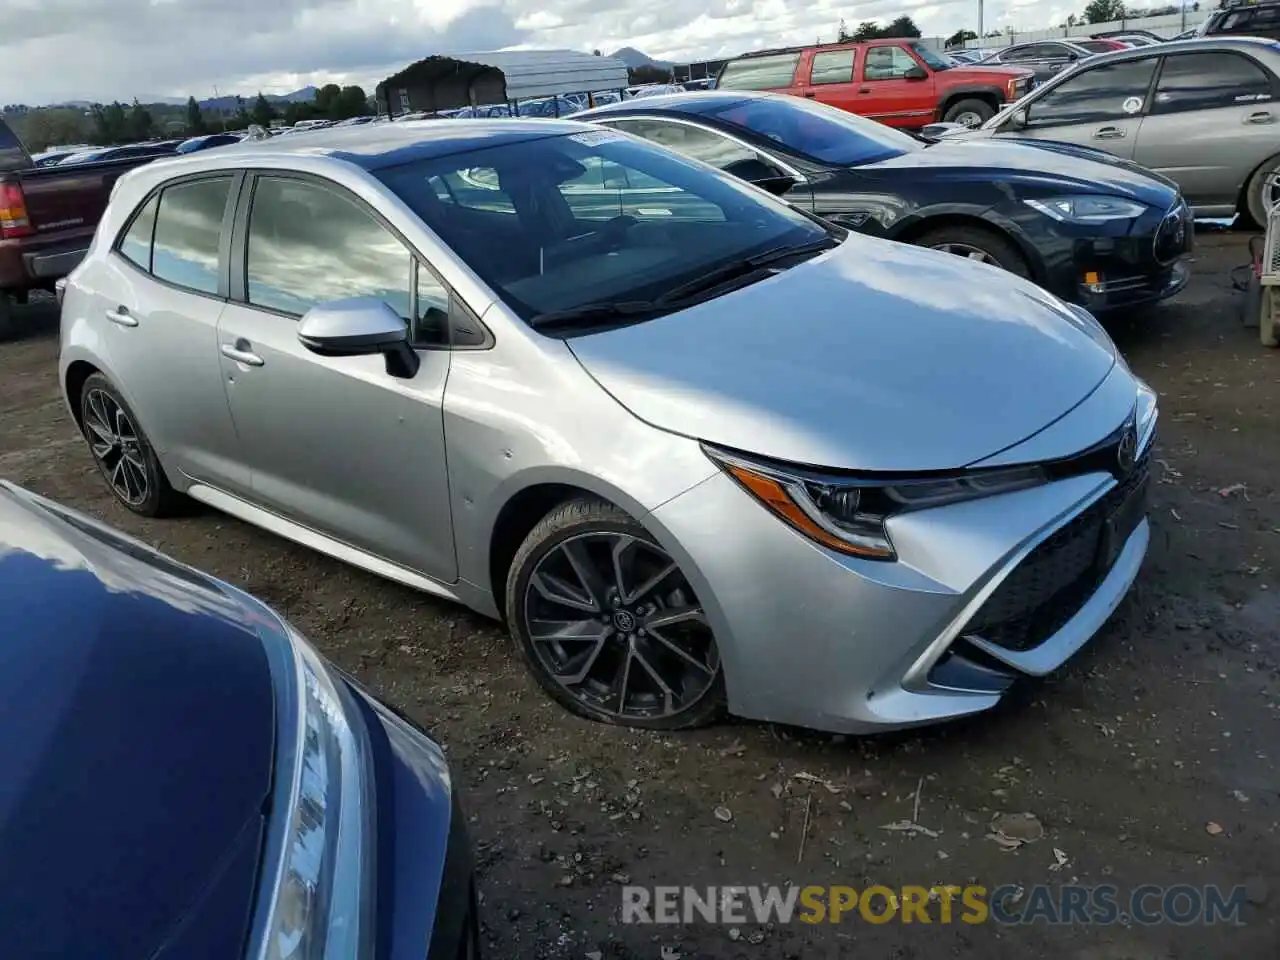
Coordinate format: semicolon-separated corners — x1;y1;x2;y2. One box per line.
1027;58;1158;125
118;194;158;271
863;46;920;81
245;176;412;321
717;53;801;90
811;50;856;85
151;177;233;296
1151;52;1273;114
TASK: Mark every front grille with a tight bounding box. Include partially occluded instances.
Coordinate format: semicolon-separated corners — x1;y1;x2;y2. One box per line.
1153;199;1192;265
962;443;1150;653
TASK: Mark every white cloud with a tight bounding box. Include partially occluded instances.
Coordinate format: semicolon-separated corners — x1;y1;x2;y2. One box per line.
2;0;1071;106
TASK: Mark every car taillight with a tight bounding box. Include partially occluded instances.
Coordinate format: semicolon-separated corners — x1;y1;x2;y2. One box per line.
0;181;34;239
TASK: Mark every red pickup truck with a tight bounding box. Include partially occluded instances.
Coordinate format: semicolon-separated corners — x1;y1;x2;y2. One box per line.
716;38;1035;130
0;117;171;338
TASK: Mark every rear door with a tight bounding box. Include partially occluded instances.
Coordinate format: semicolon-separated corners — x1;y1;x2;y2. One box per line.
855;42;936;127
1001;56;1159;159
214;172;458;582
1133;49;1280;212
797;47;859;113
85;174;249;493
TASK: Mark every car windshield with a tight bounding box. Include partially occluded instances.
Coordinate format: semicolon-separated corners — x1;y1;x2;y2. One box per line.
375;130;831;325
701;95;922;166
909;42;953;70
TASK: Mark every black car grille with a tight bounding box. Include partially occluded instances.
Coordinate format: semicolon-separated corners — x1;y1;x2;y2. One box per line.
962;442;1151;654
1153;200;1192;265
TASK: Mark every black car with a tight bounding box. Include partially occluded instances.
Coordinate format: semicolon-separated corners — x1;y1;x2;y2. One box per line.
0;480;479;960
1199;0;1280;39
980;39;1097;84
578;90;1192;312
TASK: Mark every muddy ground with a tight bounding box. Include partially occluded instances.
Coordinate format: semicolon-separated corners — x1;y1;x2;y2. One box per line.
2;232;1278;959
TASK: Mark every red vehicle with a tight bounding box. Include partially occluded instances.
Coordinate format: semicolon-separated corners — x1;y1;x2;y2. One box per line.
0;117;170;338
716;38;1035;130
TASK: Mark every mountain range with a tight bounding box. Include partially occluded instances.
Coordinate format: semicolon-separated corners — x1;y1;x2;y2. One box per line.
46;86;318;111
608;47;674;70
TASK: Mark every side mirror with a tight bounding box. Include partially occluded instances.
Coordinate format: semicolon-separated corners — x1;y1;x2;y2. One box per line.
297;297;420;379
1066;51;1080;61
904;65;929;81
722;156;797;196
919;122;967;141
1008;108;1029;130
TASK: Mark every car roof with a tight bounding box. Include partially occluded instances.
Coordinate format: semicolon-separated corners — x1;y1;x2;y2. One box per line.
206;118;589;170
577;89;753;119
1066;34;1280;61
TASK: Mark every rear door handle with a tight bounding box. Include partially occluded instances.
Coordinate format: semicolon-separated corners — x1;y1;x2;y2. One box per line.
803;91;817;98
1245;110;1275;124
221;340;264;367
1093;126;1126;140
105;306;137;327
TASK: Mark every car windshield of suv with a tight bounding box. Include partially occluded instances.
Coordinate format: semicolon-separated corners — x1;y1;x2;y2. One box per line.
376;131;832;325
702;96;922;166
909;42;953;70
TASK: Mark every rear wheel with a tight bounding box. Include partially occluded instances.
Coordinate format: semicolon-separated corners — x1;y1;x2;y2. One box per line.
942;98;995;128
506;497;725;730
915;223;1031;278
79;373;181;517
0;292;15;341
1243;153;1280;228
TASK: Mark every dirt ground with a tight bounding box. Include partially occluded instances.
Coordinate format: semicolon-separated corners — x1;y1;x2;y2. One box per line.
2;233;1278;959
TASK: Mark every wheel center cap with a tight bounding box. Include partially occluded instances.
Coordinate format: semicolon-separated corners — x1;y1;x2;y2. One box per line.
612;610;636;633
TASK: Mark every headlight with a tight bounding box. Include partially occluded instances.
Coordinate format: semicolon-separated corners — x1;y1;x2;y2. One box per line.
705;447;1047;562
1025;195;1148;223
254;626;375;960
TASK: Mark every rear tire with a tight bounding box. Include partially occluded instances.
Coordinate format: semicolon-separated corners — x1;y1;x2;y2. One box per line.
914;223;1031;278
942;98;995;128
505;496;725;730
0;292;16;341
79;373;182;517
1243;153;1280;228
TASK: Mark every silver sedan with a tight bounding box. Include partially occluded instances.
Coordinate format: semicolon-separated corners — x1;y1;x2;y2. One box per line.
959;36;1280;223
58;119;1156;733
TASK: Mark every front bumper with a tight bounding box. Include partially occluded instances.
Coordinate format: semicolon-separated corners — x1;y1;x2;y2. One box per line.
649;398;1155;734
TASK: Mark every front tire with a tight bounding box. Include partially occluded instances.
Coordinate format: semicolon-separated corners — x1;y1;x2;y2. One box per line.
79;373;181;517
915;223;1031;278
942;98;995;128
505;496;725;730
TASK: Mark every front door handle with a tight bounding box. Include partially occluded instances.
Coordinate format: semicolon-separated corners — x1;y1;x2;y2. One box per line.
1092;126;1126;140
1245;110;1275;124
105;306;137;327
858;87;870;94
221;340;264;367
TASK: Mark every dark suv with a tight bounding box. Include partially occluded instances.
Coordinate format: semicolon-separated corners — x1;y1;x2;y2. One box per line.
1199;0;1280;39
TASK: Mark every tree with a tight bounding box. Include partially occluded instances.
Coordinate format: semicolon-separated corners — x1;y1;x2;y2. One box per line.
90;101;128;144
185;96;206;134
884;15;923;38
945;28;979;48
7;107;90;152
337;85;370;119
837;17;851;41
314;83;343;118
849;15;923;40
592;48;601;56
1083;0;1127;23
127;99;154;141
851;20;882;40
251;92;276;127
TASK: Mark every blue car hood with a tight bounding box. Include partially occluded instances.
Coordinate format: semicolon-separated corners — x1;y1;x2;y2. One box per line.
0;485;275;959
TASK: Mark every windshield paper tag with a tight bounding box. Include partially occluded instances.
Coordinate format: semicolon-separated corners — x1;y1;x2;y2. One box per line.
569;130;626;146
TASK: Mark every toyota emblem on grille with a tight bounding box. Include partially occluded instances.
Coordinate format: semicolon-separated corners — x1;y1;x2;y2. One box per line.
1116;420;1138;475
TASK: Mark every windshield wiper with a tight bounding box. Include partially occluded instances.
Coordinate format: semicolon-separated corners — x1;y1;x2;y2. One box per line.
655;236;840;305
529;300;667;331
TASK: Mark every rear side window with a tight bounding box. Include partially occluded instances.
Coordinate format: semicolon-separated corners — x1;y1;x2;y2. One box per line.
1028;58;1158;125
245;176;412;320
150;177;233;295
718;53;800;90
810;50;855;85
1151;52;1273;114
118;195;159;271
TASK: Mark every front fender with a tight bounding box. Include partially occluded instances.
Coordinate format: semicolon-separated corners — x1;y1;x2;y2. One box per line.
887;203;1050;285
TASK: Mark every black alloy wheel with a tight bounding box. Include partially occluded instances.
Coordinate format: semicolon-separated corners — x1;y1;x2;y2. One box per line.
507;497;724;729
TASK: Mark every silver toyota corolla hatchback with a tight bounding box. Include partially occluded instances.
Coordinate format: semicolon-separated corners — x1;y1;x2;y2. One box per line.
59;119;1157;734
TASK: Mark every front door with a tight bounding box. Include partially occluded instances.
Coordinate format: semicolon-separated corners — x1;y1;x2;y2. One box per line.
855;43;936;127
90;174;250;494
1000;56;1159;160
216;173;458;582
1133;50;1279;213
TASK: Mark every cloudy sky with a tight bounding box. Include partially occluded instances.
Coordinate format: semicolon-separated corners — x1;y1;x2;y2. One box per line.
3;0;1075;106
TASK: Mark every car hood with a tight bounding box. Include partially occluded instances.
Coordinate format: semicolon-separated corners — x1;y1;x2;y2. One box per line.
868;137;1175;203
0;485;274;959
568;235;1117;472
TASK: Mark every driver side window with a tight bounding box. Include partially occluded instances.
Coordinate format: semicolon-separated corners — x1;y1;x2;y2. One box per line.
863;46;919;81
1026;58;1158;126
